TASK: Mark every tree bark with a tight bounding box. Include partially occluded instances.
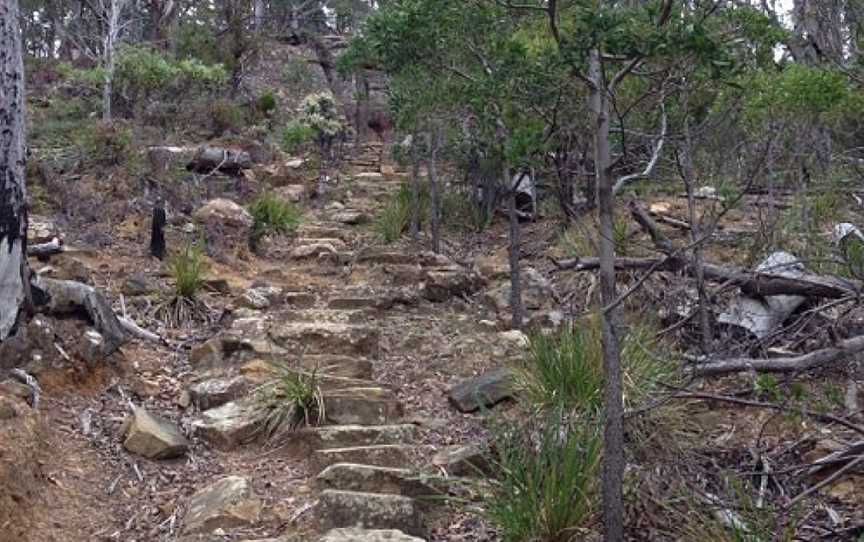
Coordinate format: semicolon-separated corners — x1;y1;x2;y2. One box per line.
0;0;28;341
150;199;166;259
508;170;524;329
589;46;625;542
427;129;442;254
102;0;126;122
409;132;421;242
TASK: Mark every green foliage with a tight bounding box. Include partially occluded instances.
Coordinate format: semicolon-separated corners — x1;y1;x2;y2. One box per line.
169;243;207;299
484;415;600;542
73;121;133;166
744;64;859;123
517;318;670;414
209;99;246;135
754;374;780;402
299;92;345;142
440;189;493;233
281;120;316;153
114;44;227;98
256;90;278;116
282;57;318;93
248;192;301;244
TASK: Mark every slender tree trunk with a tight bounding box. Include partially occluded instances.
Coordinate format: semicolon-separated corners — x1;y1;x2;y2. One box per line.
0;0;29;341
680;113;712;353
254;0;266;32
508;169;525;329
589;47;625;542
102;0;125;122
409;132;421;242
427;129;442;254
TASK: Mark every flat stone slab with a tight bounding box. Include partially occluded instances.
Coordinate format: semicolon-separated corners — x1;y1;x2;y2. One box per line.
324;389;404;426
189;376;250;411
316;463;428;497
431;444;491;476
317;490;423;537
312;445;412;472
447;367;515;413
123;407;189;460
318;528;426;542
183;476;262;534
270;322;379;359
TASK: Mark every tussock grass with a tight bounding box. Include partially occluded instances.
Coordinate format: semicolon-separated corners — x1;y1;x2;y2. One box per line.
248;191;301;245
169;243;207;299
374;181;429;243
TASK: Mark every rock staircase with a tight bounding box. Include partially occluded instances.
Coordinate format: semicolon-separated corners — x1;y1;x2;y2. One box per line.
182;142;456;541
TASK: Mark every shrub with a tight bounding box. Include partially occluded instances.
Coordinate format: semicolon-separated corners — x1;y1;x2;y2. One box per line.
169;243;207;299
73;121;133;166
256;362;326;440
248;192;301;245
209;99;246;135
256;90;278;116
484;414;600;542
281;120;316;153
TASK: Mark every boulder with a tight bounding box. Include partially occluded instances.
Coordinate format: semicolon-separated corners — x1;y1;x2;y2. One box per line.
331;210;368;225
420;268;485;303
190;398;267;450
274;184;307;203
189;376;251;411
123;407;189;459
316;464;428;496
194;199;254;262
486;267;553;313
187;146;252;174
240;286;282;310
448;367;515;413
123;274;156;296
318;528;425;542
183;476;262;534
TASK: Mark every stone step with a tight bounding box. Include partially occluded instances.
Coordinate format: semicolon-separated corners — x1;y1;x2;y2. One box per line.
301;355;374;380
297;224;349;240
269;322;380;359
316;463;429;497
317;490;424;537
313;424;417;449
324;388;404;426
318;528;426;542
312;445;412;472
277;308;371;324
239;359;376;392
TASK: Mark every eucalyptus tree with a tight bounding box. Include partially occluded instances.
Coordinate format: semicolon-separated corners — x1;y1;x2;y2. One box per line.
0;0;28;341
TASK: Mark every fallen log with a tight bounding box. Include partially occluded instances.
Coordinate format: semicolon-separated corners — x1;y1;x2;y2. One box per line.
27;237;63;257
555;256;861;299
186;146;252;174
693;333;864;376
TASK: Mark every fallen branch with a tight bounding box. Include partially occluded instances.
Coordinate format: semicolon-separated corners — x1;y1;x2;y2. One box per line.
555;256;860;299
9;368;41;409
27;237;63;257
118;316;162;344
693;334;864;376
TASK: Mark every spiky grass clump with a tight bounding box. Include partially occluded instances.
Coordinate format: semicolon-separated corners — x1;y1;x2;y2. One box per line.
169;243;207;299
248;192;301;245
257;362;326;440
374;181;429;243
484;414;601;542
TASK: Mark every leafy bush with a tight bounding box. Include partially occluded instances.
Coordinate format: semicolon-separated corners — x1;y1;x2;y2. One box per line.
484;415;600;542
299;92;344;139
114;44;227;98
257;90;278;116
248;192;301;245
169;243;207;299
209;99;246;135
281;120;316;153
73;121;133;166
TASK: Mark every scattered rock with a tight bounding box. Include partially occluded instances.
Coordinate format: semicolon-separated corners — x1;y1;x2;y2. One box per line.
431;444;491;476
77;330;105;365
448;367;515;413
123;407;190;459
189;338;223;369
274;184;306;203
183;476;262;534
123;274;156;296
190;399;266;450
332;210;368;225
420;268;485;303
497;330;529;348
485;267;553;312
194;199;254;262
28;216;62;244
239;285;282;310
189;376;250;411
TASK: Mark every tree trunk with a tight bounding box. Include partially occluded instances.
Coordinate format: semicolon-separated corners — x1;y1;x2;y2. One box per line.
508;170;524;329
254;0;265;32
409;132;421;242
102;0;125;122
427;129;442;254
150;199;166;259
0;0;28;341
589;47;625;542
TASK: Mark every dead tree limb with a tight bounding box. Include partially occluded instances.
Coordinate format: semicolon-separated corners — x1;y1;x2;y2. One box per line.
693;334;864;376
27;238;63;257
555;256;860;299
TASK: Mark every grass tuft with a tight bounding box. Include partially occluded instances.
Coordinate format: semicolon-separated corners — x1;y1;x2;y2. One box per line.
248;192;301;245
169;243;207;299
